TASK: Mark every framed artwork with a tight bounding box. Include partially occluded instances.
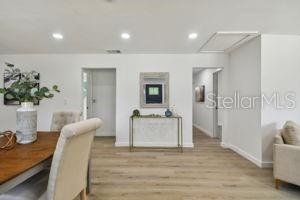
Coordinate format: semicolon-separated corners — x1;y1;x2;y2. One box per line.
195;85;205;102
140;72;169;108
4;71;40;105
145;84;163;104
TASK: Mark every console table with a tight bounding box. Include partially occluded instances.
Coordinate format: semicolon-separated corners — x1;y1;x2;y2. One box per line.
129;115;183;152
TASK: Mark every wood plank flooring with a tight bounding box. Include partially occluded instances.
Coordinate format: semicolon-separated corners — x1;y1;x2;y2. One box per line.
88;127;300;200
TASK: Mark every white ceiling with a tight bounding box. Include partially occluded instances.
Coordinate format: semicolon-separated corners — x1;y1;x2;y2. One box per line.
0;0;300;54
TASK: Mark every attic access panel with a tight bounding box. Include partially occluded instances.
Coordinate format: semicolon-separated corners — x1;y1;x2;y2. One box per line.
198;32;260;53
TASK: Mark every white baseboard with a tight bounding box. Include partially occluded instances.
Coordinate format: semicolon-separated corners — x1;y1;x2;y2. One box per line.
182;143;194;148
261;161;273;168
220;142;230;149
114;142;128;147
95;131;115;137
95;134;115;137
115;142;194;148
193;124;213;137
220;142;272;168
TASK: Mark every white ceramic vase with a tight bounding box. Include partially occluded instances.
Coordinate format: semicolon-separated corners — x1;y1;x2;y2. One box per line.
16;102;37;144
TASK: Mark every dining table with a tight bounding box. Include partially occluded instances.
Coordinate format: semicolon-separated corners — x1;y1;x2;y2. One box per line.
0;132;59;194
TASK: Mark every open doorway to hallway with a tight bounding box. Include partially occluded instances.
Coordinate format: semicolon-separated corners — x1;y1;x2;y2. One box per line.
82;68;116;137
192;68;223;141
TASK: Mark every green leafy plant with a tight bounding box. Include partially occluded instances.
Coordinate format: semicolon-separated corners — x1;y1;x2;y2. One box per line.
0;63;60;104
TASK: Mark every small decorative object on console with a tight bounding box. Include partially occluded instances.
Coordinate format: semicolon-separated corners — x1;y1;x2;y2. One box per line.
165;108;173;117
132;109;140;117
0;131;17;150
143;114;162;118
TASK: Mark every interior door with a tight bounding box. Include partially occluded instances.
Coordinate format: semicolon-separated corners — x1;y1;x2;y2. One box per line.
213;70;222;140
213;71;219;139
91;69;116;136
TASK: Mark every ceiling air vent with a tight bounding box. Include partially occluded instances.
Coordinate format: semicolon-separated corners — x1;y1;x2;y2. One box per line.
198;31;260;53
106;50;122;54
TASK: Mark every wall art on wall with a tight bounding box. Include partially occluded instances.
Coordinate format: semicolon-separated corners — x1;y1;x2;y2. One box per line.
195;85;205;102
140;72;169;108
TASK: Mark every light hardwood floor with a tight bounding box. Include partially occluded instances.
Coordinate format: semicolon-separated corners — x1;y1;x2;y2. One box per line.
89;127;300;200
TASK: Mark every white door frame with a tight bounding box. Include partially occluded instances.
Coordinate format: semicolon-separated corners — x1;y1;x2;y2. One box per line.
81;69;94;120
192;67;223;140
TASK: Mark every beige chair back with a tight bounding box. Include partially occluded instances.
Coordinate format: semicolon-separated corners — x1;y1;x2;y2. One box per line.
47;118;102;200
50;110;81;132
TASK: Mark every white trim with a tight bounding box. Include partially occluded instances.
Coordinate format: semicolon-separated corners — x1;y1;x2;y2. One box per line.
115;142;194;148
221;142;261;167
115;142;129;147
183;143;194;148
220;142;272;168
234;145;261;167
261;161;273;168
193;124;213;137
220;142;230;149
95;132;115;137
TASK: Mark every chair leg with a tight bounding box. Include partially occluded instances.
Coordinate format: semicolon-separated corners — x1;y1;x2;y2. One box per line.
275;179;281;190
80;188;87;200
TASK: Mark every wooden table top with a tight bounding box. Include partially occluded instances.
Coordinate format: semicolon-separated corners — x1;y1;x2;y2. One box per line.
0;132;59;184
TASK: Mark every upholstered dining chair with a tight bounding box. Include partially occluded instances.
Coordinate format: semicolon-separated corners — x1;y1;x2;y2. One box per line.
50;110;81;132
0;118;102;200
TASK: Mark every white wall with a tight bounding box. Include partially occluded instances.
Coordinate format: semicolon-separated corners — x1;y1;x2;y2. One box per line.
226;37;262;165
224;34;300;168
0;54;228;147
2;36;296;166
261;34;300;164
193;69;216;137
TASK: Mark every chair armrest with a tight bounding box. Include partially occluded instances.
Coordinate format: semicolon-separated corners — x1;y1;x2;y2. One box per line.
274;131;284;144
273;144;300;185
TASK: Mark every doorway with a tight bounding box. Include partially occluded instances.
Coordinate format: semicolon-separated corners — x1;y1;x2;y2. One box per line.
192;68;222;140
82;68;116;136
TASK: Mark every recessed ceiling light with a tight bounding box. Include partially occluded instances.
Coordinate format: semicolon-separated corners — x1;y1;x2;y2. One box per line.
52;33;63;40
121;32;130;40
188;33;198;40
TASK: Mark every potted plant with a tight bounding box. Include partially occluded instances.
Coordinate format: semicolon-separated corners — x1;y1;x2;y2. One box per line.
0;63;60;144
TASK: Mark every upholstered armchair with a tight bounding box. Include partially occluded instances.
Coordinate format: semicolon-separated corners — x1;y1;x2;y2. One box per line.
50;110;81;132
273;130;300;189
